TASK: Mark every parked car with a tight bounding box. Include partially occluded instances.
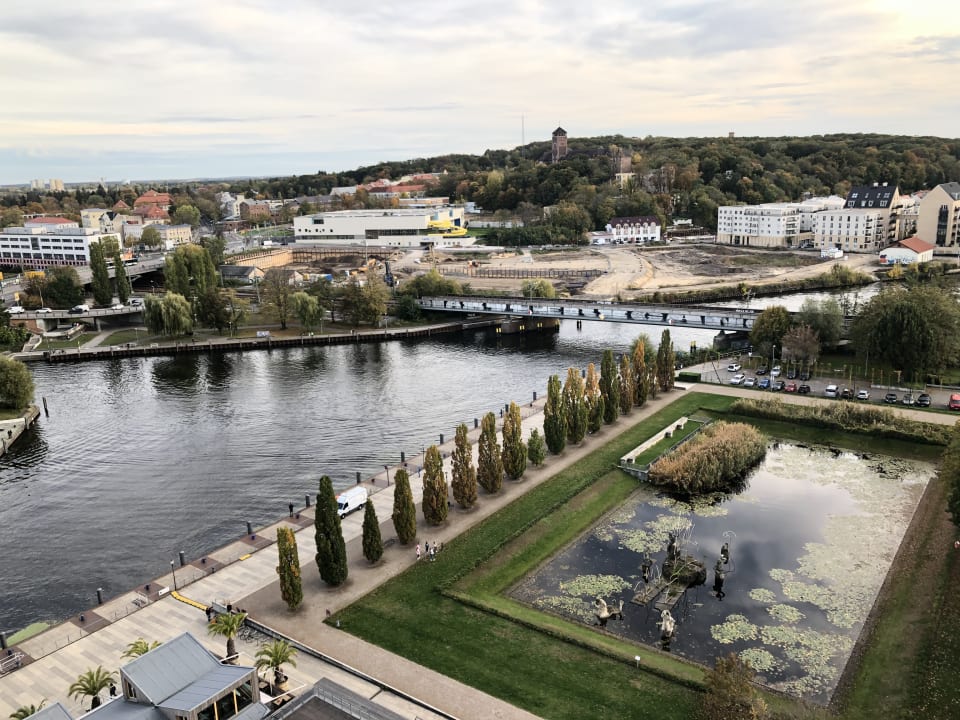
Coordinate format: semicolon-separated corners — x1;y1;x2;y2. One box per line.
950;393;960;410
797;384;811;394
771;366;782;377
856;389;870;401
756;366;768;375
727;363;741;372
757;377;771;389
111;303;125;310
785;382;798;393
840;387;854;400
916;393;931;407
773;380;786;392
744;377;758;388
884;392;899;404
824;384;839;398
799;371;811;381
730;373;745;385
786;368;798;380
902;393;915;406
68;304;90;314
6;305;24;314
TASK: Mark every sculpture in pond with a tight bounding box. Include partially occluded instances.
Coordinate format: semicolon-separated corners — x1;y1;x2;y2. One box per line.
713;558;727;600
659;609;676;641
593;596;624;627
720;542;730;565
641;556;653;583
662;529;706;587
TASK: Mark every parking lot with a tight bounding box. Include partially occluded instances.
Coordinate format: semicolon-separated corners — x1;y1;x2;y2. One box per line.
688;357;959;412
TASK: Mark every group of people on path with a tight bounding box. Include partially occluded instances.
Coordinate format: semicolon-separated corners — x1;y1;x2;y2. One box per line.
415;540;443;562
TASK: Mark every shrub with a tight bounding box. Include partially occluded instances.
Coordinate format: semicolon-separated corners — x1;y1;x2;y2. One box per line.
648;421;767;495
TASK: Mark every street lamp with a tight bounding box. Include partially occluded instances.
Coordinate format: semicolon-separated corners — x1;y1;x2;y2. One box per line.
771;344;776;372
170;560;177;591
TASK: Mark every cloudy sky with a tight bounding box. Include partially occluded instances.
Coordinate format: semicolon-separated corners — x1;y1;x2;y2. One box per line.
1;0;956;184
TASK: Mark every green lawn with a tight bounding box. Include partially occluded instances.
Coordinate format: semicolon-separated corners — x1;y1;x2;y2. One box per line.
34;332;98;350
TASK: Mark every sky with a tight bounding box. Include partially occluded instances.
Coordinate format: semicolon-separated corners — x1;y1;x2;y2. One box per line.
1;0;957;185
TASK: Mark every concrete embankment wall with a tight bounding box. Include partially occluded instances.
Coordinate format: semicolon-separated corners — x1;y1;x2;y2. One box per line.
0;404;40;457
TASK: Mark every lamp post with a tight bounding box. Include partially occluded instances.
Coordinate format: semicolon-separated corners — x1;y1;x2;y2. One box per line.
170;560;177;591
771;344;776;373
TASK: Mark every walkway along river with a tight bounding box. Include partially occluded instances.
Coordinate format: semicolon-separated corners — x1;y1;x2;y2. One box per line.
0;319;720;634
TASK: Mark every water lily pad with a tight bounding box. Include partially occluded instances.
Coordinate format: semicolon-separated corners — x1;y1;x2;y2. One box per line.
739;648;780;673
559;574;631;598
749;588;778;604
711;614;759;644
768;604;805;624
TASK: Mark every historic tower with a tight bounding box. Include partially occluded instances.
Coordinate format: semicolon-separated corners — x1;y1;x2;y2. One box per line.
551;127;568;164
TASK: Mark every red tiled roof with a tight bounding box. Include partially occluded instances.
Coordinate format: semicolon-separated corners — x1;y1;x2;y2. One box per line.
113;200;131;210
134;190;172;206
897;236;936;254
134;205;169;219
25;216;73;225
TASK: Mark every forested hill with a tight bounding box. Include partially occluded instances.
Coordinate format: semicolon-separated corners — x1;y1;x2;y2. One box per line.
249;133;960;231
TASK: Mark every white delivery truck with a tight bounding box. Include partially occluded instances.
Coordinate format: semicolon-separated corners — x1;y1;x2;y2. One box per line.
336;486;368;518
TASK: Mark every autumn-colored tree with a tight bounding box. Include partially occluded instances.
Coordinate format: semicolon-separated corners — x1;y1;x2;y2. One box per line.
361;501;383;563
451;423;478;508
391;468;417;544
276;526;302;610
527;429;546;467
599;349;620;424
585;363;604;434
501;401;527;480
421;445;448;525
543;374;566;454
632;339;649;406
477;412;503;494
698;653;769;720
314;475;347;586
562;367;588;444
656;329;676;392
618;353;635;415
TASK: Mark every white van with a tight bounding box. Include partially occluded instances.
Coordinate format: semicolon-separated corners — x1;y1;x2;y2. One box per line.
336;486;368;518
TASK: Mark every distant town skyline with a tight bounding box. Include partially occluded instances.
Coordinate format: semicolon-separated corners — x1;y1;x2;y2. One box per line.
2;0;957;185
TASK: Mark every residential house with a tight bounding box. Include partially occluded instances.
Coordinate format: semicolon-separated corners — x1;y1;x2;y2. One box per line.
879;236;936;265
239;200;271;222
219;265;266;285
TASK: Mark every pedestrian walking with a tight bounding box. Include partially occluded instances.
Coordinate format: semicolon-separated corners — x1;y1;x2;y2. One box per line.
425;541;430;556
416;543;421;561
429;544;436;561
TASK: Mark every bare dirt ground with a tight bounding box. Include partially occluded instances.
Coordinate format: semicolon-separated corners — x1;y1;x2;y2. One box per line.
408;243;879;299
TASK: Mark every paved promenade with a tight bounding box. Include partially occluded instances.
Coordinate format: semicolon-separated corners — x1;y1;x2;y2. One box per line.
2;382;952;719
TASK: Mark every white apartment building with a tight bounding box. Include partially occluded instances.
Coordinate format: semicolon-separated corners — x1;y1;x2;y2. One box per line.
796;195;846;232
0;225;103;268
606;216;662;243
717;203;802;248
917;182;960;250
124;223;193;249
293;207;471;248
843;184;903;245
813;209;884;252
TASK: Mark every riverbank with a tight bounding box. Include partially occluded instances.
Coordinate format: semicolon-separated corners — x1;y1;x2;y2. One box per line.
0;404;39;457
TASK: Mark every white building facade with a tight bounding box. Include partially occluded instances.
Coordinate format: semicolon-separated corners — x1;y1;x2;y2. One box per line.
879;237;936;265
813;209;884;252
717;204;801;248
0;225;103;268
293;207;470;248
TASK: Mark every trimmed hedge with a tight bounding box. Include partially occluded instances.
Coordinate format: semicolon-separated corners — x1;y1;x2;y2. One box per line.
730;398;951;446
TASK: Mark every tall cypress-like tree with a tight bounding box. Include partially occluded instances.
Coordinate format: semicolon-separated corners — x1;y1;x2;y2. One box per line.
527;429;546;467
600;349;620;424
657;329;676;392
618;353;635;415
275;527;302;611
477;412;503;494
585;363;604;434
89;242;113;306
361;501;383;564
391;468;417;544
501;401;527;480
543;374;566;455
633;339;649;406
421;445;448;525
314;475;347;586
451;423;478;509
113;251;131;304
563;367;588;444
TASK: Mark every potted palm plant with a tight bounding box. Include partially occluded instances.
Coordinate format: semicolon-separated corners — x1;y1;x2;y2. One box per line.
207;612;247;664
68;667;116;710
254;639;297;693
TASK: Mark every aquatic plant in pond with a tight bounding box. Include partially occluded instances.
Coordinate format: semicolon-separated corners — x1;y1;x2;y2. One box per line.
510;442;934;704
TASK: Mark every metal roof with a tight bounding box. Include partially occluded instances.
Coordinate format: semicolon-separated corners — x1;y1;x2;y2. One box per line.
31;703;75;720
120;633;222;704
159;665;254;712
76;699;165;720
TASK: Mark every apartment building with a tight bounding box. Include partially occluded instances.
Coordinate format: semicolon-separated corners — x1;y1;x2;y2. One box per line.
917;181;960;250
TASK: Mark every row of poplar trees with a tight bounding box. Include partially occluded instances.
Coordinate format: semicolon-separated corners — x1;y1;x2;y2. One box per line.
544;331;675;453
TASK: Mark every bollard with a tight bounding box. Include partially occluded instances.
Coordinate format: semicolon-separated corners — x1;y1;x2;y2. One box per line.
288;502;294;516
305;494;311;507
42;397;49;416
474;418;479;429
384;465;390;483
356;471;361;485
533;391;537;402
401;451;405;463
246;521;253;536
439;433;444;445
500;409;503;418
582;369;586;378
96;588;103;605
179;550;185;567
79;614;85;622
0;631;6;650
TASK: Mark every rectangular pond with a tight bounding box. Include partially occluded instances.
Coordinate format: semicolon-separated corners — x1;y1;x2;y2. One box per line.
509;442;934;702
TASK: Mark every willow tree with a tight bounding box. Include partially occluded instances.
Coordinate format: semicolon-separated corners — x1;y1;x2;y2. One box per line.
391;468;417;544
543;374;566;454
477;412;503;494
585;363;604;434
563;367;588;444
143;292;193;337
656;329;676;392
451;423;478;508
361;501;383;563
276;526;302;610
421;445;448;525
599;349;620;424
314;475;347;586
618;353;635;415
501;401;526;480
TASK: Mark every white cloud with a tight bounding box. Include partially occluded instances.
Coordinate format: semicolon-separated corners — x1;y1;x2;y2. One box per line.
0;0;955;182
